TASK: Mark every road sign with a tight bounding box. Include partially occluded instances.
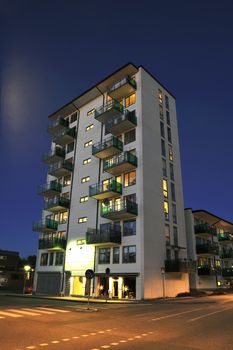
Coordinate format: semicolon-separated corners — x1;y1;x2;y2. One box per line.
85;269;94;280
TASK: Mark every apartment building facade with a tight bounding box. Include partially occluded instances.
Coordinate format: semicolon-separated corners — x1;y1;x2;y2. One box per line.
185;209;233;289
33;63;190;299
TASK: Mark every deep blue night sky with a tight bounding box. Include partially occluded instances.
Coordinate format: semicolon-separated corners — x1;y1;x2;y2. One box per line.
1;0;233;257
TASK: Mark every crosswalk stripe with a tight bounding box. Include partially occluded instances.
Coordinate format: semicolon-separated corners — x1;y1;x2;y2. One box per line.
8;309;41;316
23;308;55;315
36;307;70;313
0;311;22;318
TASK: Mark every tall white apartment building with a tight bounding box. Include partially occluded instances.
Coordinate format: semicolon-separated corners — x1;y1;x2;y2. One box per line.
33;63;191;299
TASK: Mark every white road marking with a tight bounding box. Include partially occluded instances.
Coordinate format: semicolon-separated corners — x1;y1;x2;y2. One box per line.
128;338;134;340
135;336;141;339
26;347;36;349
72;336;79;339
101;346;110;349
90;333;97;335
36;307;70;313
141;334;148;336
187;307;233;322
23;308;55;315
0;311;22;318
8;309;41;316
151;307;204;321
51;340;60;343
81;334;89;337
39;344;48;347
119;340;127;343
98;331;105;333
110;343;119;346
62;338;70;341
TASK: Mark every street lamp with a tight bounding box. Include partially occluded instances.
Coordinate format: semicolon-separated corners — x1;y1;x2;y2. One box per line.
23;265;31;294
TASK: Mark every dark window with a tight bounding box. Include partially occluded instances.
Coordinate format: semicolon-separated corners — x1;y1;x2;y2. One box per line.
123;220;136;236
67;142;74;153
166;110;170;125
170;163;174;181
167;127;172;143
172;204;177;224
124;129;136;145
105;125;110;135
40;253;48;266
174;250;179;260
70;112;77;123
162;158;167;177
171;183;176;202
122;245;136;263
173;226;178;246
166;249;171;260
55;252;64;266
165;224;170;243
165;95;169;110
125;193;136;203
159;105;163;119
49;252;54;266
99;248;110;264
161;140;166;157
160;121;165;138
113;247;120;264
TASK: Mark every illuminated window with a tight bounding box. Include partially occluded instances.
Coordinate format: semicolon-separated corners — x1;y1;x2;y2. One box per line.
81;176;90;183
163;179;168;197
171;182;176;201
165;95;169;110
167;127;172;143
78;217;87;224
59;211;68;224
84;140;92;148
80;196;88;203
160;122;165;138
165;224;170;243
115;175;122;184
77;239;86;245
162;158;167;177
164;201;169;220
169;145;173;161
63;175;71;186
158;89;163;104
87;108;95;116
125;93;136;107
86;124;94;131
83;158;91;165
124;170;136;187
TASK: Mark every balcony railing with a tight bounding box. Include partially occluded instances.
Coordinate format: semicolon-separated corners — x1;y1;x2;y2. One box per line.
89;179;122;200
48;160;73;178
44;197;70;212
105;110;137;136
107;76;137;100
53;127;76;146
218;232;233;242
165;259;196;273
220;250;233;259
101;199;138;220
103;151;137;175
94;100;124;123
32;219;58;233
48;118;69;135
194;223;217;236
86;223;121;245
38;181;62;198
43;147;65;164
92;136;123;159
197;265;217;276
196;243;219;255
38;238;66;250
222;268;233;277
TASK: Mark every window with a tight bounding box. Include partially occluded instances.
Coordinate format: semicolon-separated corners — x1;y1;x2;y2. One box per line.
158;89;163;104
165;95;169;110
160;121;165;138
123;220;136;236
165;224;170;243
55;252;64;266
162;158;167;177
163;179;168;198
115;175;122;184
78;217;87;224
167;127;172;143
113;247;120;264
105;124;110;136
170;163;174;181
125;93;136;107
40;253;48;266
70;112;77;123
171;182;176;202
166;249;171;260
169;145;173;161
99;248;110;264
124;170;136;187
166;110;170;125
124;129;136;145
122;245;136;263
161;139;166;157
80;196;88;203
172;204;177;223
174;250;179;260
67;142;74;153
87;108;95;116
63;175;71;186
81;176;90;183
159;105;163;119
59;211;68;224
0;256;7;260
164;201;169;220
84;140;92;148
86;124;94;131
173;226;178;246
83;158;91;165
49;252;54;266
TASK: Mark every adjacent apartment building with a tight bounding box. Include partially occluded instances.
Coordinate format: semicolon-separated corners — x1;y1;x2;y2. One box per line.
33;63;191;299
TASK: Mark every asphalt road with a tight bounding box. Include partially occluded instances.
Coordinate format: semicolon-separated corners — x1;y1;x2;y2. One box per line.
0;294;232;350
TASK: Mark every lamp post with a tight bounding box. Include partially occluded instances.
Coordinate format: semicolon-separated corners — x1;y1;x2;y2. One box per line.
161;267;165;299
23;265;31;294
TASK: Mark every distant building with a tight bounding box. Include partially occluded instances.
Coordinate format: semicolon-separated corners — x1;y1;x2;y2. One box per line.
0;250;24;292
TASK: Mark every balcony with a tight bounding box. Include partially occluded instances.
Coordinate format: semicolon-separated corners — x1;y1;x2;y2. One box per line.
53;127;76;146
44;197;70;212
197;265;217;276
48;160;73;178
107;76;137;100
105;110;137;136
86;223;121;246
196;243;219;256
92;136;123;159
218;232;233;243
38;238;66;250
220;250;233;259
103;151;137;176
165;259;196;273
43;147;65;165
101;199;138;220
222;268;233;277
38;181;62;198
48;117;69;135
32;219;58;233
94;100;124;124
194;223;217;237
89;179;122;200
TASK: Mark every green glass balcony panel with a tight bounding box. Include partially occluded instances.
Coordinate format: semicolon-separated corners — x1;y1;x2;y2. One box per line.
53;127;76;146
218;232;233;242
165;259;196;273
89;179;122;200
220;249;233;259
94;100;124;123
107;76;137;100
43;147;65;164
194;223;217;237
103;151;137;175
48;160;73;178
197;265;217;275
86;223;121;245
48;118;69;135
222;268;233;277
105;110;137;136
92;136;123;159
196;243;219;255
44;197;70;212
101;199;138;220
39;238;66;250
38;181;62;197
32;219;58;233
